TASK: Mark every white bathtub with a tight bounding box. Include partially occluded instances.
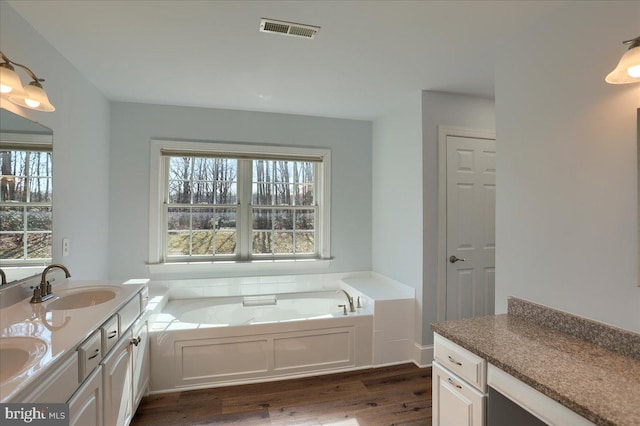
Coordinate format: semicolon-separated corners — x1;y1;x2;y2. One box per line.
148;290;373;393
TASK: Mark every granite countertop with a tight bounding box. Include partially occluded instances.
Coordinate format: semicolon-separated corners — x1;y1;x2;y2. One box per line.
0;280;146;402
431;298;640;426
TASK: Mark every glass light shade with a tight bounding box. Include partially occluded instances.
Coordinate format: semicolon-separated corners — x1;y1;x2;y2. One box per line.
0;63;25;96
605;45;640;84
9;82;55;112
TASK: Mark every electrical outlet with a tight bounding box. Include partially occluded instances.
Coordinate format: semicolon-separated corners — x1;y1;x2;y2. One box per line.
62;238;70;257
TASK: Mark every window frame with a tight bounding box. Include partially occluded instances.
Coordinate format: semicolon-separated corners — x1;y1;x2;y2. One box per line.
0;133;53;266
148;139;331;273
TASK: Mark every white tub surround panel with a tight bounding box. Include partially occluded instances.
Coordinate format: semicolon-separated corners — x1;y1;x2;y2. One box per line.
149;309;373;393
147;271;416;392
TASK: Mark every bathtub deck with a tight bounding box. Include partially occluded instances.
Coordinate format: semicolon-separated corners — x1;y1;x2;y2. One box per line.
132;363;432;425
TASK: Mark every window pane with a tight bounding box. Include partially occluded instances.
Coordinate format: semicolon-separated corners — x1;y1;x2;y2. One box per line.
29;178;52;202
252;209;273;230
1;151;27;176
27;207;52;231
191;231;213;255
192;208;215;230
0;206;23;231
29;152;52;177
295;232;314;254
253;160;272;183
215;182;237;204
215;230;236;254
274;183;293;205
0;234;23;259
1;176;26;202
274;161;293;183
169;157;192;181
167;231;190;256
274;232;293;254
274;209;293;230
252;182;272;205
192;181;213;204
27;233;51;259
168;180;191;204
296;209;315;230
167;208;191;230
252;231;272;254
295;183;314;206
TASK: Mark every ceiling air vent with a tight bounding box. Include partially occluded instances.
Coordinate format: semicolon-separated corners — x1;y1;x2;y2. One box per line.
260;18;320;39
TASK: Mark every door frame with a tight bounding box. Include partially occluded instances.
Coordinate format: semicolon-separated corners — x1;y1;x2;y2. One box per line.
437;125;496;322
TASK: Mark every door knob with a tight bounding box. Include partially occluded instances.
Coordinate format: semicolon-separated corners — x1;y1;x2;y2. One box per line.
449;255;466;263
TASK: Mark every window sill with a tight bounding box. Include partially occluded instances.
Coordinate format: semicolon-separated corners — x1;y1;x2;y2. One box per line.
147;258;333;276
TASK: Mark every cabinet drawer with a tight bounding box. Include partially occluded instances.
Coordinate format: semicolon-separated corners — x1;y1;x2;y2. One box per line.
119;295;141;333
78;330;102;381
101;315;119;354
434;333;486;392
433;361;485;426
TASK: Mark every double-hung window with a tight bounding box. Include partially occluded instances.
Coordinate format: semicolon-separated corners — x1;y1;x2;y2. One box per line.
0;144;53;264
149;140;331;270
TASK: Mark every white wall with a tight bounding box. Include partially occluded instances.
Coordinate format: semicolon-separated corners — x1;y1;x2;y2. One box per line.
372;93;423;345
421;91;496;345
108;102;372;279
495;1;640;332
0;1;111;279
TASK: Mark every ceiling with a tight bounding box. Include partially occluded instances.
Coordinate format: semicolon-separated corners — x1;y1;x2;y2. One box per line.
8;0;563;121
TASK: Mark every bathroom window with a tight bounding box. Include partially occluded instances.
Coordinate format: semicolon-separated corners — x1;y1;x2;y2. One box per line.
0;148;53;264
149;140;331;270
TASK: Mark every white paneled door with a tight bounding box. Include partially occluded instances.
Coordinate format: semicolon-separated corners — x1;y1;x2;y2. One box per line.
446;135;496;320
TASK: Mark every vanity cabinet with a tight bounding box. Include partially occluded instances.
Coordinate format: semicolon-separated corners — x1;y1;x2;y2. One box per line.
131;319;149;408
19;351;79;403
432;333;487;426
8;287;148;426
68;365;103;426
102;304;148;426
102;331;134;426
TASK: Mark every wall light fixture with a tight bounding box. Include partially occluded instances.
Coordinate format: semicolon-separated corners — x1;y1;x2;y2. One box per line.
606;36;640;84
0;51;55;111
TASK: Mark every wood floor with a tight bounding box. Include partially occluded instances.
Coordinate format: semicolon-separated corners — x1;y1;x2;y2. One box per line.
132;363;432;426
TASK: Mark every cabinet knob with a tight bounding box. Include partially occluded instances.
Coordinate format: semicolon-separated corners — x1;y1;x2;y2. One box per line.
130;336;141;346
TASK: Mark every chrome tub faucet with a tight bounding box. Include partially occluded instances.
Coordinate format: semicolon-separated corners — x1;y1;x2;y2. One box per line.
337;289;356;313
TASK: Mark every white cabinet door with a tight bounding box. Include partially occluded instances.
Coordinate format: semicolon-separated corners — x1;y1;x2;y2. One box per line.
68;365;103;426
102;334;133;426
131;319;149;409
433;362;485;426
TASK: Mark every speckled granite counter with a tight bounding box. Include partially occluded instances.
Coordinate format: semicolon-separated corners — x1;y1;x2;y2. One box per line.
431;297;640;426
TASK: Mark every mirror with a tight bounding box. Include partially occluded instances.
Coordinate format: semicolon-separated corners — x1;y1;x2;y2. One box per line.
0;108;53;285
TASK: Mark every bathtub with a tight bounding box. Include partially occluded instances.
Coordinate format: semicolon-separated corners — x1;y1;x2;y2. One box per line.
148;290;373;393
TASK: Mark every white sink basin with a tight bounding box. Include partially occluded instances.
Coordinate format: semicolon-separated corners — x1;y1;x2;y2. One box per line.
0;337;48;382
47;286;118;310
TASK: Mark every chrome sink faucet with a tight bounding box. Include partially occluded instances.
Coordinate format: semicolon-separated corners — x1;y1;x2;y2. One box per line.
30;263;71;304
337;289;356;313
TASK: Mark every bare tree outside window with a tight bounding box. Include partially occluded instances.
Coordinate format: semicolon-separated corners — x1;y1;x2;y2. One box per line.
0;150;52;262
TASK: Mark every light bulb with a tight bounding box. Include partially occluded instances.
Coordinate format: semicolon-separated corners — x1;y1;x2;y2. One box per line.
627;64;640;78
25;98;41;108
0;84;11;93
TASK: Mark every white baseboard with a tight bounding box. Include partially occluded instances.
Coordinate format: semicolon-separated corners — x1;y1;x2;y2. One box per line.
412;342;434;367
